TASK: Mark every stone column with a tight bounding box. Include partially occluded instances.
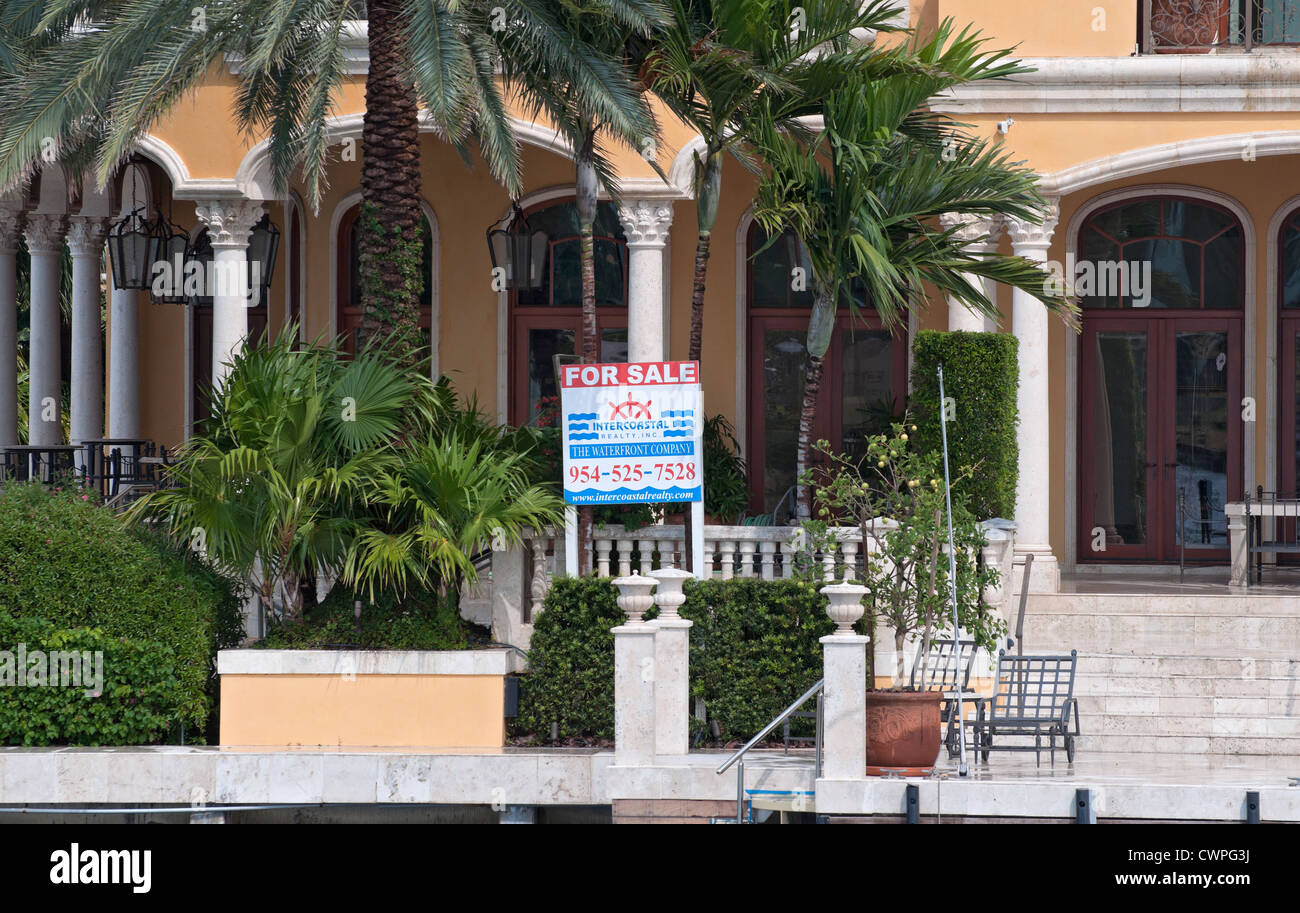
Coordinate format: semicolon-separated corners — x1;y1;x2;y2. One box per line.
67;216;108;457
940;213;1002;333
611;573;658;766
0;200;21;448
195;199;264;389
25;214;67;445
649;567;693;758
107;283;140;439
1005;201;1061;593
617;200;673;363
819;580;868;781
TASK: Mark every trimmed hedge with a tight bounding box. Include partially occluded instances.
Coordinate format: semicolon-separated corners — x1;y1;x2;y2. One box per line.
0;613;189;746
513;577;834;743
0;482;244;744
910;330;1019;520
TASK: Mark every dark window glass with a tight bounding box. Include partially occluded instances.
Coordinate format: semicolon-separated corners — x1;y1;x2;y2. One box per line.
515;201;627;308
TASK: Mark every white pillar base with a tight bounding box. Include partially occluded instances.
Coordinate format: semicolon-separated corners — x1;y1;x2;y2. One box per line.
1012;548;1060;594
612;624;657;766
820;633;867;781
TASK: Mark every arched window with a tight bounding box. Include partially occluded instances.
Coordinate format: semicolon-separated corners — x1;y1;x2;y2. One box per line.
746;222;906;515
336;203;435;360
1078;197;1243;309
509;199;628;425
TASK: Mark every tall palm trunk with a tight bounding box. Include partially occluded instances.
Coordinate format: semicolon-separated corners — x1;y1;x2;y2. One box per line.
359;0;424;369
684;153;721;570
796;286;834;519
795;354;824;519
576;129;598;575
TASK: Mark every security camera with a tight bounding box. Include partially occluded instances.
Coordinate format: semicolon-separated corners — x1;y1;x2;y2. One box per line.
996;117;1015;135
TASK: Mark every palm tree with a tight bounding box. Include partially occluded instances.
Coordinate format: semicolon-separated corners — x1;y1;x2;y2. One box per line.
0;0;661;367
752;21;1078;517
498;0;665;574
644;0;919;564
126;330;420;624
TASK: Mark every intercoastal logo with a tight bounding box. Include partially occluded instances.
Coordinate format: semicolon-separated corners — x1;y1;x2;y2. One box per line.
50;844;151;893
568;406;695;441
0;643;103;697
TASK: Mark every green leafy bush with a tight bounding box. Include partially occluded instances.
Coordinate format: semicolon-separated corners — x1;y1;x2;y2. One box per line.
0;482;244;744
909;330;1019;520
260;584;474;650
0;613;189;746
514;576;832;743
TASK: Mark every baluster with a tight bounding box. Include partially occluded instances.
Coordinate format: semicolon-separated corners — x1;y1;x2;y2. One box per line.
530;536;550;619
779;537;796;579
617;537;634;578
822;538;837;582
759;541;776;580
841;540;859;581
714;540;732;580
738;540;758;578
638;539;654;576
704;539;718;579
595;538;612;577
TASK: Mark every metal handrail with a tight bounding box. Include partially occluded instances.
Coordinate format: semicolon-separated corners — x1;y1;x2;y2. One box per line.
716;677;824;823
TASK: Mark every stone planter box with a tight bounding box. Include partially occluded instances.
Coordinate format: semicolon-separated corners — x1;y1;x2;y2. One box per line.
217;649;518;749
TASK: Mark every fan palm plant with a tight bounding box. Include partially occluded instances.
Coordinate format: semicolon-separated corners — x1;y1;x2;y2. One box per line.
752;21;1078;516
0;0;663;367
125;330;419;624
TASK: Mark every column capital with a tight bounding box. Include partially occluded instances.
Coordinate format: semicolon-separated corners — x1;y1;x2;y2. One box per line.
1004;199;1060;252
66;215;109;257
23;213;68;254
617;199;674;247
194;198;265;249
939;212;1002;250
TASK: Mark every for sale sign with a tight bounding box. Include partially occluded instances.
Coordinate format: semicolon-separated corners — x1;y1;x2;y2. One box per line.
559;361;703;505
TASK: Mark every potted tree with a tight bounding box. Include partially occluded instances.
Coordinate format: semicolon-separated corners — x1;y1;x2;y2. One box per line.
808;423;1003;770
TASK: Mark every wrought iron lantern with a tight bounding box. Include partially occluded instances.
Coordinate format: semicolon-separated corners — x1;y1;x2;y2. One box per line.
148;207;190;304
107;206;157;291
184;228;214;308
247;213;280;298
486;204;548;290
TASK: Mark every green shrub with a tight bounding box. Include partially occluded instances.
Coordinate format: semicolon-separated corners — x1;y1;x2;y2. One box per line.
0;482;244;744
909;330;1019;519
0;613;189;746
514;577;833;743
260;584;475;650
513;577;635;741
681;579;833;740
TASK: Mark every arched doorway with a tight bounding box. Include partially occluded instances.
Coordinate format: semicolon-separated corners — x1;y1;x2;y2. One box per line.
744;222;908;515
1076;194;1244;563
507;198;628;426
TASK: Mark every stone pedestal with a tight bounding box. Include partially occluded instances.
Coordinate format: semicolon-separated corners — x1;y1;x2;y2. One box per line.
820;579;869;780
649;567;693;758
611;573;658;766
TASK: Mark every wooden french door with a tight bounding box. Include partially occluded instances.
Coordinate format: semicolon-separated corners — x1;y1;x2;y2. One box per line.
509;314;628;426
1079;314;1241;563
747;314;906;514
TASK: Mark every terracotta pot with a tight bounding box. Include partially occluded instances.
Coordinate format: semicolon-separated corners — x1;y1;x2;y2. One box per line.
865;690;942;770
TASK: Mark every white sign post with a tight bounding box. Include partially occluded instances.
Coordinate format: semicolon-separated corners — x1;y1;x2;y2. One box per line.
560;361;705;577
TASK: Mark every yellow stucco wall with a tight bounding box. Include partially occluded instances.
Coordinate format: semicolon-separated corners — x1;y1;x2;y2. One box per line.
937;0;1136;56
219;673;506;747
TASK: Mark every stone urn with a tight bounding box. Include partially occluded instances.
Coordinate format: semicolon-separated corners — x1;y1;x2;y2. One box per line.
820;577;867;633
648;567;693;618
610;573;657;623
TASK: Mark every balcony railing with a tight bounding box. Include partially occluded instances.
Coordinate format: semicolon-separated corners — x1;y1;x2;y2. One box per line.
1143;0;1300;52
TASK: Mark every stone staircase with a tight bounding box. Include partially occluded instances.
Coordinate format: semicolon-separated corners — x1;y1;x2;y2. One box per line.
1022;592;1300;756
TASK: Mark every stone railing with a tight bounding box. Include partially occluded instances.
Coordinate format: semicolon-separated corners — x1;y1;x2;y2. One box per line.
486;520;1017;655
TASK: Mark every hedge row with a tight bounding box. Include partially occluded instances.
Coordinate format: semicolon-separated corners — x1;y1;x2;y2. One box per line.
909;330;1019;520
0;482;244;744
514;577;835;742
